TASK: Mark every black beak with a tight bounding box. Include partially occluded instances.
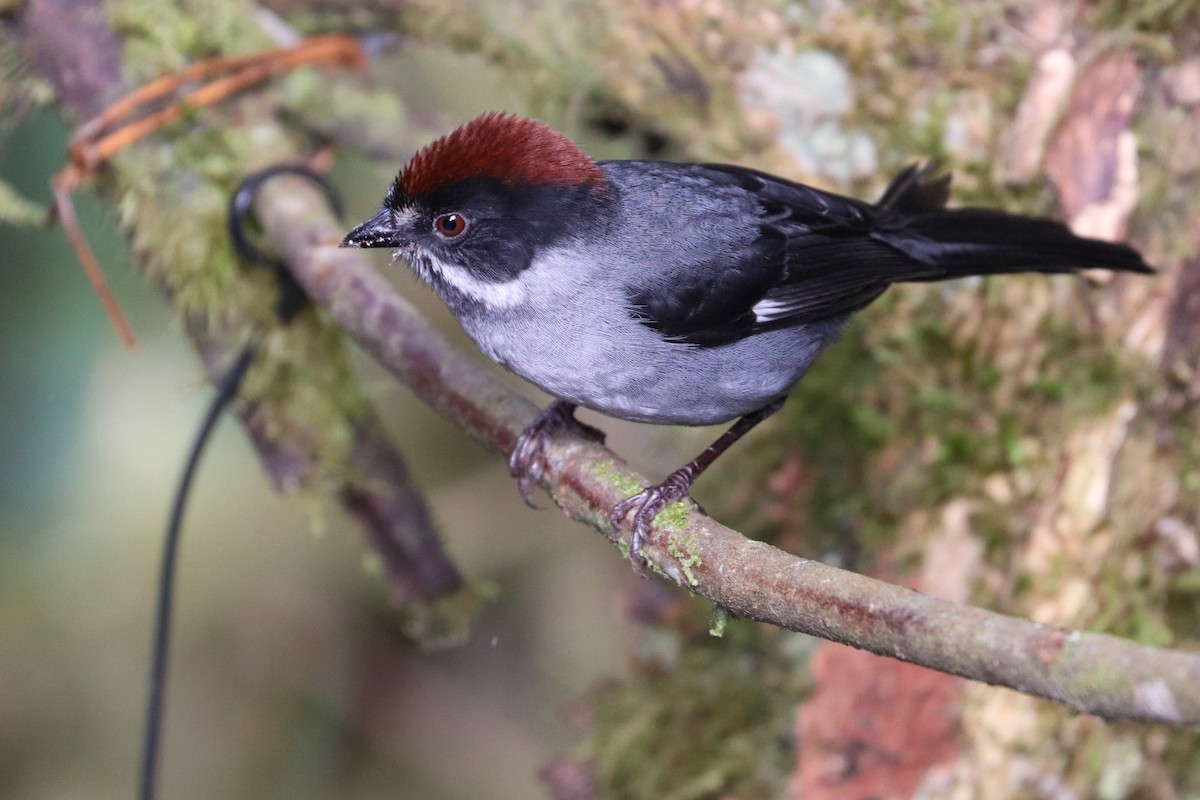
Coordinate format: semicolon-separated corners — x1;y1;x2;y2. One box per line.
341;208;403;248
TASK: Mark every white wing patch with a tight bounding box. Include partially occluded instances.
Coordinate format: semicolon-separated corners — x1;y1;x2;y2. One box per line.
752;297;793;323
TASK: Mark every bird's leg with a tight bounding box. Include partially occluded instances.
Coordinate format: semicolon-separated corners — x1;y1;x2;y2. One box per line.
509;400;606;507
610;398;786;568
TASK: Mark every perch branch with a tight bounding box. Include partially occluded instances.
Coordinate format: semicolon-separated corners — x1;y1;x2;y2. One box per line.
252;174;1200;727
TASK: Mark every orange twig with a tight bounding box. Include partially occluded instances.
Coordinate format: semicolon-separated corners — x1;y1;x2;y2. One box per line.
66;34;364;176
51;169;138;347
53;33;365;346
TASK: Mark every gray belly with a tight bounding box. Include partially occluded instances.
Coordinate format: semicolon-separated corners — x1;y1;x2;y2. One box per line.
463;313;845;426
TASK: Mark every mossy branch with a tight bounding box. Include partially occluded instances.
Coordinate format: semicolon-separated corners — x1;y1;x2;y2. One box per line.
16;0;471;641
252;174;1200;727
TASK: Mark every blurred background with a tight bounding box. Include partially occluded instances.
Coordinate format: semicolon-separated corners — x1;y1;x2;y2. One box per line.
5;2;1200;798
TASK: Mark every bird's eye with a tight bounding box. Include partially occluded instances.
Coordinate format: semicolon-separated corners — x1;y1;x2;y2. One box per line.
434;213;468;239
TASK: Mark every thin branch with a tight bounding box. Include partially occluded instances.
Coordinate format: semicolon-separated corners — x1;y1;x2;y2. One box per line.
190;330;466;612
252;174;1200;727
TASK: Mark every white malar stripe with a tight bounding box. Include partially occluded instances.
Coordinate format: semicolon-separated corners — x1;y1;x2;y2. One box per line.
424;254;528;309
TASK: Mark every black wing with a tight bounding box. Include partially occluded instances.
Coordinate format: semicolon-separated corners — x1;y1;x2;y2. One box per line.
626;161;1149;347
734;163;954;333
628;163;943;346
624;219;786;347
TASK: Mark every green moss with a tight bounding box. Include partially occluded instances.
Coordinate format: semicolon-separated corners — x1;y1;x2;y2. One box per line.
665;531;702;587
764;322;896;542
614;538;632;561
708;606;728;638
106;0;269;82
396;584;490;649
582;629;805;800
1170;569;1200;594
587;461;646;500
655;500;692;531
0;179;42;225
0;27;56;123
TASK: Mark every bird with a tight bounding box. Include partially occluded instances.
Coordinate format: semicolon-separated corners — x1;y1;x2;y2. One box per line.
341;111;1153;566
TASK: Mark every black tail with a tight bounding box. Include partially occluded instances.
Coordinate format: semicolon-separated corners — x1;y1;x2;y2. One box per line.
873;164;1154;280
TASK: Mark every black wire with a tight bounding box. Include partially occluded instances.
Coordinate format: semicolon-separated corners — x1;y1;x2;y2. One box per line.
138;343;255;800
227;163;344;265
139;163;343;800
229;164;342;324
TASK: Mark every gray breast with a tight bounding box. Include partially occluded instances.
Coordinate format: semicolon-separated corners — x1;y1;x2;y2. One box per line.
460;250;845;425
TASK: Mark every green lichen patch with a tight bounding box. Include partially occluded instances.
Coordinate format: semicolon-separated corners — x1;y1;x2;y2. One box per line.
708;606;729;638
665;530;702;587
654;499;692;532
395;584;491;650
587;460;646;500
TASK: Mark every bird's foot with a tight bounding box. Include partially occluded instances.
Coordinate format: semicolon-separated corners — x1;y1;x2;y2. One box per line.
609;469;696;572
509;401;605;507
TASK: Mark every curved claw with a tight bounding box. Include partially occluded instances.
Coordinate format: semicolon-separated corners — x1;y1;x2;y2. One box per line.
609;473;693;570
509;401;605;509
509;426;548;508
513;460;545;509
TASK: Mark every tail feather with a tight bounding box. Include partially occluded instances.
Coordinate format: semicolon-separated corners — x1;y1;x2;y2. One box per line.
752;164;1153;331
883;210;1153;279
872;166;1152;278
875;161;950;215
